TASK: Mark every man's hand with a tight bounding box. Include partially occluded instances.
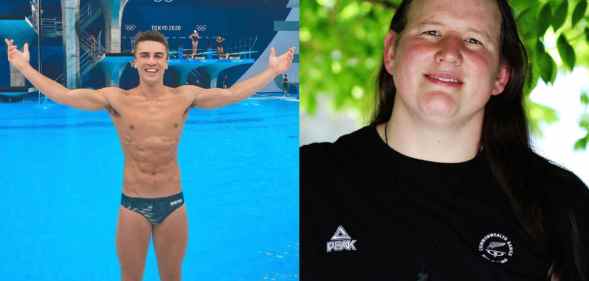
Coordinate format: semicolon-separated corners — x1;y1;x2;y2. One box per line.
4;38;30;70
187;46;296;108
268;47;295;75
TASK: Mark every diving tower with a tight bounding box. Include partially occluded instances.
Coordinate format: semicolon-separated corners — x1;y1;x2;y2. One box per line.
237;0;299;94
99;0;129;53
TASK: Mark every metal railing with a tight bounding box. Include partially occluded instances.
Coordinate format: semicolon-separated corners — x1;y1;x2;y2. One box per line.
78;2;104;76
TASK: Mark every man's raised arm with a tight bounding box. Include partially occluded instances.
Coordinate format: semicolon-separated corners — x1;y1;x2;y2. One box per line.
184;47;295;108
4;38;109;110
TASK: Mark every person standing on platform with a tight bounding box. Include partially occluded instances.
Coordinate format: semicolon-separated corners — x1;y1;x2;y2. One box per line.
5;30;295;281
282;74;289;96
216;35;225;59
189;30;200;59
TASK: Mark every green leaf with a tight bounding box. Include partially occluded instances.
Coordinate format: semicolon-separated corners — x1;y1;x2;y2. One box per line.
535;41;556;84
580;113;589;128
517;8;537;39
526;101;559;136
572;0;587;27
511;0;530;12
340;2;360;21
535;39;545;54
525;62;539;95
586;27;589;42
581;92;589;105
551;1;568;31
540;52;557;84
574;137;588;150
537;3;552;36
557;34;575;71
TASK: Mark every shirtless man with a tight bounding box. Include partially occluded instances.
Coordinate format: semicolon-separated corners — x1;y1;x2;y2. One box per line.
4;31;294;281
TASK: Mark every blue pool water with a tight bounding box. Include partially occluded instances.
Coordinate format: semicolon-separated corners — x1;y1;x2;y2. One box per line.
0;96;299;281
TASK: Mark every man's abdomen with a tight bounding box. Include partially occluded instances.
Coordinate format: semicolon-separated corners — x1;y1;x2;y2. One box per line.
121;138;182;197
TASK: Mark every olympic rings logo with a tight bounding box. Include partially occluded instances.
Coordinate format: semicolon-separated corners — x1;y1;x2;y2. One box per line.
125;24;136;31
153;0;173;3
195;25;207;32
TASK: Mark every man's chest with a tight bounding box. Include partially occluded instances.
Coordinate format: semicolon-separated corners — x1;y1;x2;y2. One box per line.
109;95;191;133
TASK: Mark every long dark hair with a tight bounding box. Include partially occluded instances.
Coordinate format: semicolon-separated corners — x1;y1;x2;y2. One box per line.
371;1;586;280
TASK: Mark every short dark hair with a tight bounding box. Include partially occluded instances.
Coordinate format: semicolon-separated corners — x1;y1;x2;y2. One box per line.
132;30;169;56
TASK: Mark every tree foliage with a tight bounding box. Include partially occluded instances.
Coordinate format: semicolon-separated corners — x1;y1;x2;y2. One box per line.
301;0;589;150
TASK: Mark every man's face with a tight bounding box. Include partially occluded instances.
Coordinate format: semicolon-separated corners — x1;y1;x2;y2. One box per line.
385;0;510;126
133;40;168;84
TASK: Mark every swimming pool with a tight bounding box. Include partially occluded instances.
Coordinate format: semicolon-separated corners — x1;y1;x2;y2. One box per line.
0;96;299;281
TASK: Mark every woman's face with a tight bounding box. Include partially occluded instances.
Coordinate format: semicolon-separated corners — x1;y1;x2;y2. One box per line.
385;0;510;127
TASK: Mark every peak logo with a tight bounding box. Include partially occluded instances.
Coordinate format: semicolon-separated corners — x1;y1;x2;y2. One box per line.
326;225;357;253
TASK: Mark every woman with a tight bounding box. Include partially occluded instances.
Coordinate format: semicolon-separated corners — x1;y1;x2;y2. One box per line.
301;0;588;280
189;30;200;58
